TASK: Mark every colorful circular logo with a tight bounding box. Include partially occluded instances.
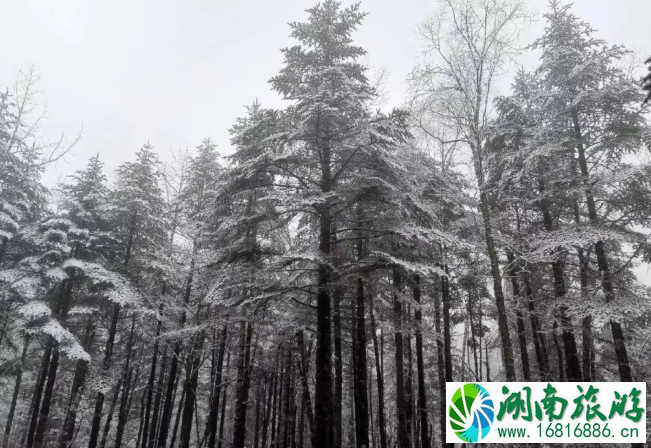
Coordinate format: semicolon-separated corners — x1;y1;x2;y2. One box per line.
449;383;495;442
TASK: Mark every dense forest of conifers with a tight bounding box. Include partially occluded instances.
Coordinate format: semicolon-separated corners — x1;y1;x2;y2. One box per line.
1;0;651;447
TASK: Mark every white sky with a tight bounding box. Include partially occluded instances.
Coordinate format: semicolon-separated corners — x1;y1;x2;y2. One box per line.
0;0;649;186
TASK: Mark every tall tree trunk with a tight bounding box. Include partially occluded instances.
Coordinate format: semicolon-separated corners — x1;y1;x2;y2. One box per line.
179;327;206;448
404;309;414;448
296;332;315;447
314;157;333;448
369;296;387;448
467;291;479;380
392;269;410;448
254;386;262;448
142;304;164;448
90;220;135;448
207;325;228;448
270;348;281;448
137;385;148;448
150;348;169;448
297;391;305;448
522;273;549;379
368;358;375;448
434;277;452;448
88;302;121;448
573;201;594;383
114;367;135;448
33;349;60;448
2;334;30;448
114;316;138;448
262;366;276;448
552;321;564;381
33;278;74;448
216;352;231;448
354;270;369;448
476;187;516;380
351;292;359;447
274;347;286;448
232;322;254;448
538;179;582;381
59;320;94;448
506;252;531;381
332;275;343;448
442;266;452;383
159;264;194;448
281;342;292;448
413;276;430;448
99;378;123;448
170;388;185;448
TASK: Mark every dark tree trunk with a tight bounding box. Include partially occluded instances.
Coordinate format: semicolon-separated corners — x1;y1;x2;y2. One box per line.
114;316;138;448
552;321;565;381
442;267;452;383
369;295;387;448
170;388;185;448
137;386;148;448
354;272;369;448
413;276;430;448
150;348;169;448
538;180;582;381
159;265;194;448
216;352;231;448
476;188;516;381
434;278;452;448
506;252;531;381
392;269;410;448
522;273;549;379
0;236;8;264
467;291;479;380
114;367;135;448
2;334;29;448
142;304;164;448
296;331;315;446
232;322;254;448
273;347;285;448
89;302;121;448
269;349;281;448
368;358;375;448
254;386;262;448
158;340;182;448
351;293;359;447
332;277;343;448
179;328;206;448
297;392;305;448
281;342;292;448
262;367;275;448
406;310;415;448
34;278;74;448
59;320;94;448
99;378;123;448
33;349;60;448
314;174;333;448
207;325;228;448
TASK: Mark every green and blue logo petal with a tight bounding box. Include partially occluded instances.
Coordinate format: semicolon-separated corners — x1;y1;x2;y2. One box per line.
449;383;495;442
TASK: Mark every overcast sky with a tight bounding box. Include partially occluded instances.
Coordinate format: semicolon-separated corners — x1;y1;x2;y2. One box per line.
0;0;649;186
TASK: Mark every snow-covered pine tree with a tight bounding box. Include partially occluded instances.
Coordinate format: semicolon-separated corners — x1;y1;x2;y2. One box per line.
87;143;166;448
529;0;650;386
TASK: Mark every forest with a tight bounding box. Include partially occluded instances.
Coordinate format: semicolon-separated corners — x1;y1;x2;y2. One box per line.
1;0;651;447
